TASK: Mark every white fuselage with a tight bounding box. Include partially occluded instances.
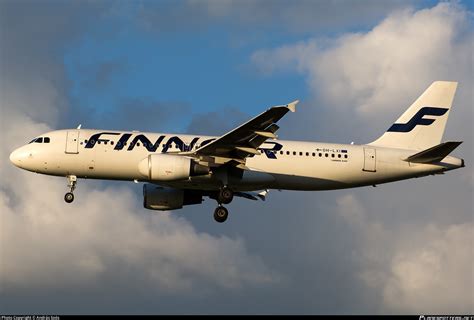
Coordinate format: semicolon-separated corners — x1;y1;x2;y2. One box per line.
9;129;463;192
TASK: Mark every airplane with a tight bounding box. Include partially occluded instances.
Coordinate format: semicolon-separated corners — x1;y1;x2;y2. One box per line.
9;81;465;223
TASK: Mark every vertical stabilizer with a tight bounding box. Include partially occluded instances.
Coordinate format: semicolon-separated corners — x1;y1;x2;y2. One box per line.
369;81;458;150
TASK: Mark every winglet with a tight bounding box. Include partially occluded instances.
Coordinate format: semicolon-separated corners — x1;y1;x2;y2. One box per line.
287;100;299;113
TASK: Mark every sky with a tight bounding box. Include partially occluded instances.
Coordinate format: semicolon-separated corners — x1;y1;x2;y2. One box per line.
0;0;473;315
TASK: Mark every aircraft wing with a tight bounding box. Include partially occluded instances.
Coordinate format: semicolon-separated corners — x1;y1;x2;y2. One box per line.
185;100;298;166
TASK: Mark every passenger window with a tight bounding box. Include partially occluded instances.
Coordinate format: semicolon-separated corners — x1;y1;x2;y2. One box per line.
344;154;348;159
104;141;108;145
293;151;296;155
97;141;101;145
312;153;315;157
299;152;303;156
44;137;50;143
331;154;335;158
286;151;290;155
111;141;114;145
137;142;140;147
325;153;328;157
306;152;309;156
319;153;322;157
35;137;43;143
85;139;88;144
280;151;284;155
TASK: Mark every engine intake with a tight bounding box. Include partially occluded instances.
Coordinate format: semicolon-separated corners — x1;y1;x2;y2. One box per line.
143;184;203;210
138;154;209;181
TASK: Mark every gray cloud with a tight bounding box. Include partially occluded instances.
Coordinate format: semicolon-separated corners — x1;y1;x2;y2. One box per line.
186;107;250;135
335;194;473;313
250;2;473;313
252;2;473;145
139;0;418;35
66;97;192;133
0;1;106;126
0;1;280;314
1;0;472;315
80;61;128;90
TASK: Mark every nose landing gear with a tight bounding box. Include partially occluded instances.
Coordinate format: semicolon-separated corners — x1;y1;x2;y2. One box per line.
64;175;77;203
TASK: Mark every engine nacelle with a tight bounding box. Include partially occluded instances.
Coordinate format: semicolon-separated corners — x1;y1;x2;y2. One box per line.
143;184;203;210
138;154;209;181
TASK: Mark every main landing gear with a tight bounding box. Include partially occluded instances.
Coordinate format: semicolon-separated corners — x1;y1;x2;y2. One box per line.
214;206;228;223
213;186;233;223
64;175;77;203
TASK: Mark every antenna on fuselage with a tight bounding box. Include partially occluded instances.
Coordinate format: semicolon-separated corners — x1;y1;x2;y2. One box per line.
77;124;82;129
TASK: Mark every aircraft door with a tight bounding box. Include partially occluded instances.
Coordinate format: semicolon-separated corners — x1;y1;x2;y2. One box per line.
65;130;80;154
363;148;376;172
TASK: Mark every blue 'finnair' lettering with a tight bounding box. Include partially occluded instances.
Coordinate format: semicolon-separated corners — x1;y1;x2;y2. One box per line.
84;132;282;159
387;107;448;133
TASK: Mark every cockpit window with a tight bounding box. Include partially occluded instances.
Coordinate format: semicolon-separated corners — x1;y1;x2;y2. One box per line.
29;137;50;144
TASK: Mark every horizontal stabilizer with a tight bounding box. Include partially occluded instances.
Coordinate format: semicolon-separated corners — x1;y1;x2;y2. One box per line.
404;141;462;163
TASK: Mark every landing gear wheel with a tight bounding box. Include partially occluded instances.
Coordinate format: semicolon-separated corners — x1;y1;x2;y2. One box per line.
217;186;234;205
64;192;74;203
65;175;77;203
214;206;229;223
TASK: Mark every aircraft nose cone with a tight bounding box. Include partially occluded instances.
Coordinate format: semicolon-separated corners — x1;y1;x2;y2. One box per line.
9;148;23;168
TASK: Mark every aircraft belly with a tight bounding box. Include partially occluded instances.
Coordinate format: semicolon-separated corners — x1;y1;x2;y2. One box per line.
246;155;359;190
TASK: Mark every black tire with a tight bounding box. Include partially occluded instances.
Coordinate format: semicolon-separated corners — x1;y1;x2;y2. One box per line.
64;192;74;203
217;186;233;204
214;206;228;223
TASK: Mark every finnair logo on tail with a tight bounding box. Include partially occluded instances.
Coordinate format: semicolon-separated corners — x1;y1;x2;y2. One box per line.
387;107;449;133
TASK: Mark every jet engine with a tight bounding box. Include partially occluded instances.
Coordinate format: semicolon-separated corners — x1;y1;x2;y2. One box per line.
138;154;209;181
143;184;203;210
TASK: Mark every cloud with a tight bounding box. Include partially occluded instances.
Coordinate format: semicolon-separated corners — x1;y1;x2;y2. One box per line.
140;0;416;35
383;223;473;313
0;1;279;313
251;1;473;168
67;97;192;132
251;2;473;118
336;194;473;313
186;108;249;135
1;0;472;314
0;1;106;125
82;61;127;90
0;109;279;312
1;174;277;293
